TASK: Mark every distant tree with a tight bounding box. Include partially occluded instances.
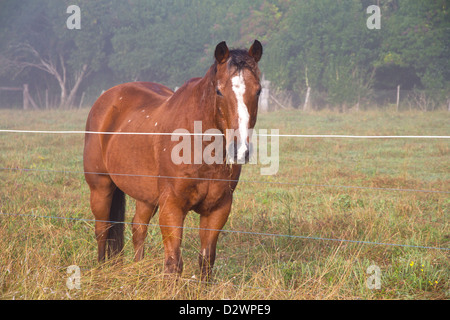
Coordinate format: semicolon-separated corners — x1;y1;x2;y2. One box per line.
377;0;450;90
1;0;447;110
264;0;380;108
108;0;222;87
0;0;112;108
237;0;282;47
106;0;273;87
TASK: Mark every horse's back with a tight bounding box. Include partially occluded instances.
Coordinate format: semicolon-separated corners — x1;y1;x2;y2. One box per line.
84;82;173;179
86;82;173;132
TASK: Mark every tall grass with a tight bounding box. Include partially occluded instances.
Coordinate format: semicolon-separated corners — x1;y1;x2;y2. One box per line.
0;108;448;299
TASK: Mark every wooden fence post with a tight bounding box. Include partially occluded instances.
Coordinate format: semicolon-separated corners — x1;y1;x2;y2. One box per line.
22;84;39;110
45;89;49;109
23;84;29;110
259;75;270;112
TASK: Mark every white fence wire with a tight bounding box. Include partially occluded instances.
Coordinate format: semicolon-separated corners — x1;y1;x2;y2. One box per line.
0;127;448;252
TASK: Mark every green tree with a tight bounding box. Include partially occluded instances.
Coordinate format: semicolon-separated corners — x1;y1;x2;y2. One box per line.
265;0;380;108
0;0;113;108
1;0;447;110
378;0;450;90
108;0;228;87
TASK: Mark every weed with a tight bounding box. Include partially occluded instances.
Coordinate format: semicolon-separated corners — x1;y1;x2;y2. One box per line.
0;108;448;299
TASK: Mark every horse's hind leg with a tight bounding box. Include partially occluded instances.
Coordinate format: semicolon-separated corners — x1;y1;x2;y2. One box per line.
132;201;158;262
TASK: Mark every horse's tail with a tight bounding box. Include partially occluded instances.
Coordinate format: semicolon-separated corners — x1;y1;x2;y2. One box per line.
107;187;126;259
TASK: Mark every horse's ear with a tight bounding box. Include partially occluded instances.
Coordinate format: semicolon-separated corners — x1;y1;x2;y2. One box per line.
249;40;263;63
214;41;229;64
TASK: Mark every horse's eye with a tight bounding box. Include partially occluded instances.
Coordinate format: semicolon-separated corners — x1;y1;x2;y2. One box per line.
216;89;223;96
256;88;262;96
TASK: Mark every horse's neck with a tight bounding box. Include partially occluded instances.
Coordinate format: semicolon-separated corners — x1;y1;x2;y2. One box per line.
173;67;217;129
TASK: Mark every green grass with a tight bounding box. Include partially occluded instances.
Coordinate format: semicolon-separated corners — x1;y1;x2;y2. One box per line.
0;108;448;299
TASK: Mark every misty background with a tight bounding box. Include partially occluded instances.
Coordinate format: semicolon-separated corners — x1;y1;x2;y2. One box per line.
0;0;448;111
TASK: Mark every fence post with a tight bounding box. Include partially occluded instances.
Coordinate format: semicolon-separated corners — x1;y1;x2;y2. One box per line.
259;75;270;112
23;84;29;110
396;85;400;112
45;89;49;109
22;84;39;110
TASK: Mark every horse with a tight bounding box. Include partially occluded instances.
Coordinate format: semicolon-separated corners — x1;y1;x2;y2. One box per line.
83;40;263;279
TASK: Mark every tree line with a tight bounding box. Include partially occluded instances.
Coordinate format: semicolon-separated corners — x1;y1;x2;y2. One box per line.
0;0;448;109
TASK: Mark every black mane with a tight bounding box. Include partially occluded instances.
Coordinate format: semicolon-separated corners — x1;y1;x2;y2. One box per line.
211;48;257;77
228;49;256;72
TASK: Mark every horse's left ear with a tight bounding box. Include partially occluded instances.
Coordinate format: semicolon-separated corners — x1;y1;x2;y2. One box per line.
249;40;263;63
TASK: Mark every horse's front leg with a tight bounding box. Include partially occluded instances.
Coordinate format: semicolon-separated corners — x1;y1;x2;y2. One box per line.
198;198;232;281
159;201;187;276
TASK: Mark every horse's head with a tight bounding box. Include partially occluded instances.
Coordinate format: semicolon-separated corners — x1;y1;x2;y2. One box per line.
213;40;263;164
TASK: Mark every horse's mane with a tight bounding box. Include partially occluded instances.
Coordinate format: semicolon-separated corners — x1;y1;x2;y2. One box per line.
212;48;257;75
228;49;257;72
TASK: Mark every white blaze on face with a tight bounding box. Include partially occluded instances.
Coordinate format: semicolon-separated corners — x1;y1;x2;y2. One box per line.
231;73;249;161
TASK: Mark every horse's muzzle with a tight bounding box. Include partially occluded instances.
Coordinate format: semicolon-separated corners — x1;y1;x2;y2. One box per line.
227;141;251;164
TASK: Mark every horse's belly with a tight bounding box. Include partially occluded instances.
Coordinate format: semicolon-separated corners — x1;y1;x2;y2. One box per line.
105;135;160;203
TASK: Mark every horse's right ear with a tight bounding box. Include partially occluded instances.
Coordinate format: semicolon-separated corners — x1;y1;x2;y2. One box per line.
214;41;229;64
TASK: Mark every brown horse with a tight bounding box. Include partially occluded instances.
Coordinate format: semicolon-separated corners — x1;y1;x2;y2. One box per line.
83;40;263;279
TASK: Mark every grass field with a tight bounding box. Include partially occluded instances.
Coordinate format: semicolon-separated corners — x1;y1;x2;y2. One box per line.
0;107;448;300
